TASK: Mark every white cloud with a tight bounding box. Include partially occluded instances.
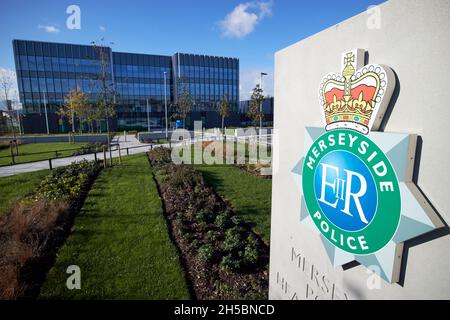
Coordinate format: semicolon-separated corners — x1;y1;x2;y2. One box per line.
239;68;273;100
99;25;106;32
38;24;60;33
219;1;273;39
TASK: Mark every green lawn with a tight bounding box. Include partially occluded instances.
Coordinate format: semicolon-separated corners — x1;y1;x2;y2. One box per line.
0;169;50;216
0;142;87;166
196;165;272;244
39;154;190;299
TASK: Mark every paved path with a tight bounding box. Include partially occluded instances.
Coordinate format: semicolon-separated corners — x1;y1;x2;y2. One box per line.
0;133;271;177
0;134;153;177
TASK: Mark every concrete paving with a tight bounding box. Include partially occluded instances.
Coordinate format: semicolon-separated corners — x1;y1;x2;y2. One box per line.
0;134;154;177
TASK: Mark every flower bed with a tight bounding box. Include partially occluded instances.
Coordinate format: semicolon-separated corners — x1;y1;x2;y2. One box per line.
148;147;269;299
0;160;101;299
71;142;106;156
201;141;272;179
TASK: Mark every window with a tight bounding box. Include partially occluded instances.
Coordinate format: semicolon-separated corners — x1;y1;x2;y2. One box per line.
28;56;37;71
20;56;29;70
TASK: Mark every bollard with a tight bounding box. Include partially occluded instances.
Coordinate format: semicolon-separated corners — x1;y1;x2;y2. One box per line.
94;152;97;162
118;145;122;164
126;147;129;156
103;145;107;168
14;140;18;156
10;141;15;164
48;158;53;170
109;145;113;167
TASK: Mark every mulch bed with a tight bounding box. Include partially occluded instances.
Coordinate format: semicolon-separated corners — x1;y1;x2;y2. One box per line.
148;154;269;299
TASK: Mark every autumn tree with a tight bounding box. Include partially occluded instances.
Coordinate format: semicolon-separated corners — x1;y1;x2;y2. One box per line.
247;84;265;127
60;86;89;133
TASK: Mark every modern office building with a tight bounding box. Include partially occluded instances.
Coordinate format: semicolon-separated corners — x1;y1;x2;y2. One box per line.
238;97;274;127
12;39;239;133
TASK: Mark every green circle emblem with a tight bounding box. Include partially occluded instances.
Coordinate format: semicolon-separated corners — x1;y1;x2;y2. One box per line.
302;130;401;255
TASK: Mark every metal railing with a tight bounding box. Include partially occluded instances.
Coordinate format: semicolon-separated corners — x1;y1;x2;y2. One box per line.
0;134;272;170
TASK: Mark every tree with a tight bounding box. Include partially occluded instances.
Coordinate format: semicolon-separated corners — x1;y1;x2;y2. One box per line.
0;69;15;107
0;69;19;142
175;80;193;129
59;86;89;134
247;84;265;127
218;94;230;133
92;40;117;144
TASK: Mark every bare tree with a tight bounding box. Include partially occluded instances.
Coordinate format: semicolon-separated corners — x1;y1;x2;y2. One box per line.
174;78;192;129
0;68;15;106
0;69;18;144
91;40;117;144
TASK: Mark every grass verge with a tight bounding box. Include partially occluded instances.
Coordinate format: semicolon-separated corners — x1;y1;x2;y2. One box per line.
196;165;272;244
0;170;50;216
0;142;87;166
39;154;190;299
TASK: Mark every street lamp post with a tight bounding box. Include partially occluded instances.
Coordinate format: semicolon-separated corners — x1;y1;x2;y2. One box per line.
164;71;168;139
259;72;268;140
43;91;50;135
146;98;150;132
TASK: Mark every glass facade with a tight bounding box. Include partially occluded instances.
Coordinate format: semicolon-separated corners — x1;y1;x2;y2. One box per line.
13;40;112;115
13;40;239;132
113;52;172;130
172;53;239;113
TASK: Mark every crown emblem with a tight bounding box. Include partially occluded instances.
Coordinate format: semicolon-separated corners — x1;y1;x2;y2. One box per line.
319;49;396;134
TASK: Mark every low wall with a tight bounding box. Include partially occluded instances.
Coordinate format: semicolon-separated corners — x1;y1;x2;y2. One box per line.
235;127;273;137
138;131;195;141
0;134;109;144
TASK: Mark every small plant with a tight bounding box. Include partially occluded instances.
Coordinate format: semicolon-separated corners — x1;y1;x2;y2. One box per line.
243;235;259;265
191;239;201;249
231;215;243;226
195;209;214;224
220;254;241;271
198;244;215;263
215;211;233;229
181;230;194;242
222;227;242;252
206;230;221;242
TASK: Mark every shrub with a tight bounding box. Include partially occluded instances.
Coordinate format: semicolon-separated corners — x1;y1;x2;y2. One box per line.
220;254;241;271
206;230;221;242
198;244;215;263
231;215;243;226
181;231;194;242
72;142;105;156
148;147;172;166
215;211;233;229
243;235;259;265
191;239;201;249
35;160;100;201
195;209;212;224
222;227;242;252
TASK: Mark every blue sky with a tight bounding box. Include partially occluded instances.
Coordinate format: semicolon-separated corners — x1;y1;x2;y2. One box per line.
0;0;385;99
